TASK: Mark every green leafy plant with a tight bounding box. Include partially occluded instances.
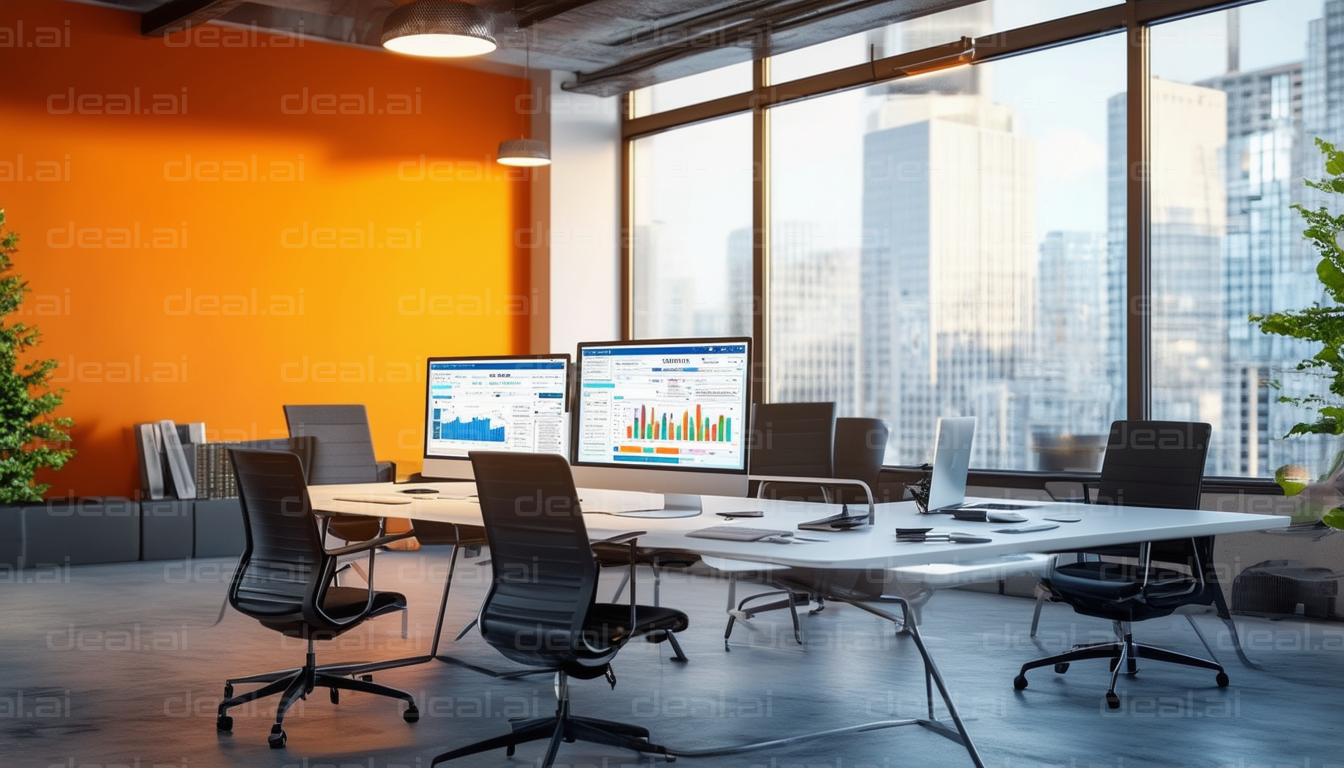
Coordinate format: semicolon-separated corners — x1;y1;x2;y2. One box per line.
1250;138;1344;438
0;208;75;503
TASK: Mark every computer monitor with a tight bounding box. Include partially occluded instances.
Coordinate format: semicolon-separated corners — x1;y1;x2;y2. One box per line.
570;337;752;514
420;354;571;480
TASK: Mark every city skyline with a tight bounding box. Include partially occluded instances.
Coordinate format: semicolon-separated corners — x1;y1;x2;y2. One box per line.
633;0;1344;476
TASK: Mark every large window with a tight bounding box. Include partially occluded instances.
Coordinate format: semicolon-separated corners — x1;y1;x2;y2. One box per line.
629;114;753;339
1149;0;1341;477
770;34;1125;468
626;0;1344;477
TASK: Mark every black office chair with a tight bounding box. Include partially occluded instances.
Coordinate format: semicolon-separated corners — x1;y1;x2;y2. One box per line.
722;403;836;647
283;404;395;486
430;451;688;768
1013;421;1235;708
215;447;419;748
283;403;397;555
285;404;411;625
833;417;889;504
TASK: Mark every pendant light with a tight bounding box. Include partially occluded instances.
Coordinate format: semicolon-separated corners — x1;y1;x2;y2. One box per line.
497;33;551;167
382;0;497;58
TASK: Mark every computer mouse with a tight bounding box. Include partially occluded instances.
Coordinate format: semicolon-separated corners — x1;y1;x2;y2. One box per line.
986;511;1027;523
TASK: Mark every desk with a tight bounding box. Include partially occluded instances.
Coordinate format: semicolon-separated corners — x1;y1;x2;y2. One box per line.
310;482;1289;767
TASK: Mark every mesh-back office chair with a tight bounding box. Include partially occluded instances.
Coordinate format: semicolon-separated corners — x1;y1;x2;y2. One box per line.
832;417;888;503
215;447;418;748
284;404;412;628
1013;421;1239;708
286;404;491;671
719;403;836;647
430;452;687;768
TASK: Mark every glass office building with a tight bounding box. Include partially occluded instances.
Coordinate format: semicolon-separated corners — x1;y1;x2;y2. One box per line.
628;0;1344;479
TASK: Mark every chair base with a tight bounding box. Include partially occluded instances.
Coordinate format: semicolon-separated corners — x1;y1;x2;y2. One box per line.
1014;626;1229;709
724;588;816;649
431;672;674;768
217;644;418;748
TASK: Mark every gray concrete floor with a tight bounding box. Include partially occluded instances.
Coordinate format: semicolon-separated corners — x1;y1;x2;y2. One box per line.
2;549;1341;768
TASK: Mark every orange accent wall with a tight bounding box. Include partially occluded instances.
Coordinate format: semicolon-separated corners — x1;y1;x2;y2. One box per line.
0;0;533;497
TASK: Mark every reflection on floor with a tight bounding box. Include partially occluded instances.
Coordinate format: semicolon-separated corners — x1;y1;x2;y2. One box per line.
1;549;1340;768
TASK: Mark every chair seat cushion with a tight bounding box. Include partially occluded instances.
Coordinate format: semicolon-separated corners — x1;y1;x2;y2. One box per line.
260;587;406;634
584;604;689;646
322;586;408;621
1046;560;1206;621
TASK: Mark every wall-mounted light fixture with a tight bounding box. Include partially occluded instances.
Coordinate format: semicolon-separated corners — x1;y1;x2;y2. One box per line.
382;1;496;58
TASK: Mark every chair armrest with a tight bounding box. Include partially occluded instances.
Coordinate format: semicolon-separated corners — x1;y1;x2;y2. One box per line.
326;530;415;557
749;474;876;523
376;461;396;483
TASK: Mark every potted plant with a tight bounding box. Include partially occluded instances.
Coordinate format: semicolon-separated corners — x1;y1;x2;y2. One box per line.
1250;139;1344;529
0;208;75;503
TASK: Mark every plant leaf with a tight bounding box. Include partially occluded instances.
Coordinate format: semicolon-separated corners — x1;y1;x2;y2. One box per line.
1323;507;1344;530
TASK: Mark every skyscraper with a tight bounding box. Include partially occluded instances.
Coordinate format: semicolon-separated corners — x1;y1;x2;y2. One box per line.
861;92;1037;466
1107;79;1228;465
768;221;861;413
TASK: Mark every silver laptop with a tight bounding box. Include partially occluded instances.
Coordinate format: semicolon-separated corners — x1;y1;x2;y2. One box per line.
924;416;1037;514
925;417;977;512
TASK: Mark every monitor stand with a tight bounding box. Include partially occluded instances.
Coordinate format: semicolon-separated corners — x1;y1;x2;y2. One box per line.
577;488;703;519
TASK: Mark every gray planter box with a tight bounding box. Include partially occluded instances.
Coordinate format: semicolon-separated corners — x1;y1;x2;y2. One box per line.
4;498;140;567
193;498;245;558
141;500;194;561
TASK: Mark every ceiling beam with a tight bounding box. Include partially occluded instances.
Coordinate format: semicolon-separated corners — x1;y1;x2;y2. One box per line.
141;0;247;36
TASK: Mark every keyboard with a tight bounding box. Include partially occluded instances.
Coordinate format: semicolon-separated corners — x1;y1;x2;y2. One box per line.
331;494;414;505
686;525;793;541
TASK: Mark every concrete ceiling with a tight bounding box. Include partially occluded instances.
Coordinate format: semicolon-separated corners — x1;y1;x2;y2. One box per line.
79;0;982;96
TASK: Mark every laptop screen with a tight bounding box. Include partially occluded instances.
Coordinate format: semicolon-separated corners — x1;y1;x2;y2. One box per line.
925;417;976;512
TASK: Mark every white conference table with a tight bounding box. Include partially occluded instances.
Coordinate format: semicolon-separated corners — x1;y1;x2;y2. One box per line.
308;481;1289;768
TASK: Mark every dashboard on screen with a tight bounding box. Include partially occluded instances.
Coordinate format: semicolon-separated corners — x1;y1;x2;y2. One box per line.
572;339;751;475
422;355;570;469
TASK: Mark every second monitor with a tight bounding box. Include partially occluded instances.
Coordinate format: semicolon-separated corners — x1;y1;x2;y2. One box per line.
421;354;570;481
571;337;752;514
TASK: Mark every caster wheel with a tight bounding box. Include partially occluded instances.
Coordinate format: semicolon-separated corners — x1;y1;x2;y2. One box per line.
361;675;374;682
403;706;419;724
330;688;339;705
1054;663;1070;674
216;715;233;732
506;745;516;757
268;726;287;749
1105;692;1120;710
222;684;233;699
1216;672;1230;687
1013;675;1028;691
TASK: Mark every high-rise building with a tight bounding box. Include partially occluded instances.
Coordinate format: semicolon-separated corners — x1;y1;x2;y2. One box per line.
1199;62;1314;475
768;221;860;413
861;92;1037;466
726;227;753;338
1021;231;1116;469
1107;79;1228;465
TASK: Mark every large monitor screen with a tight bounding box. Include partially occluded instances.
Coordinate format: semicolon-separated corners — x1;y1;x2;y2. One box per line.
573;339;751;474
423;355;570;466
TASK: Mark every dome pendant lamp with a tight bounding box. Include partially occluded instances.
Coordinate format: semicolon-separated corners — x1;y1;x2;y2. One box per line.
497;34;551;167
382;0;497;58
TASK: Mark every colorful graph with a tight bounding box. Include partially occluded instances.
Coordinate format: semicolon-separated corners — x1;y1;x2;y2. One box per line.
624;404;733;443
435;414;506;443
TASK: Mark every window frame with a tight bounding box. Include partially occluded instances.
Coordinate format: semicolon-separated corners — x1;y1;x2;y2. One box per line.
618;0;1275;465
